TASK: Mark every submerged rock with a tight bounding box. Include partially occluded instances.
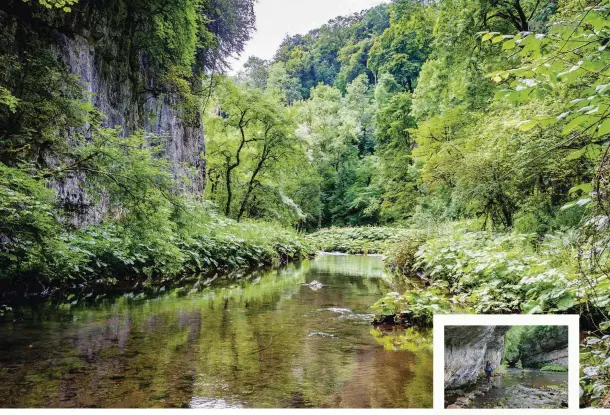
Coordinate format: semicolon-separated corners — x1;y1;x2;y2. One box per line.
304;280;324;290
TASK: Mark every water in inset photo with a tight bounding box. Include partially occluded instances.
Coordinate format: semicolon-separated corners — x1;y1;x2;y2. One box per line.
444;325;568;409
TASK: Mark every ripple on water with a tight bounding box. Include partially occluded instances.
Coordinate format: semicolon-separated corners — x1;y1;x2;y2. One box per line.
307;332;338;338
340;313;375;321
322;307;352;314
189;397;244;409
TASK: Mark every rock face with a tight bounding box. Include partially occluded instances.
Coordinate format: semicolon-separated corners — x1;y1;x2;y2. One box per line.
55;32;206;225
445;326;510;389
2;1;206;226
520;327;569;368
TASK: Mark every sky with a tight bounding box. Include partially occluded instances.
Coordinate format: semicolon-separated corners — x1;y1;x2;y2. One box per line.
228;0;391;73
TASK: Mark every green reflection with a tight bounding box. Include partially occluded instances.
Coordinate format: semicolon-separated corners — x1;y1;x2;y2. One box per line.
0;255;432;408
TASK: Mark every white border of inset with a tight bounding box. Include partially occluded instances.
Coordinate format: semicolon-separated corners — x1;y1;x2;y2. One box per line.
433;314;579;412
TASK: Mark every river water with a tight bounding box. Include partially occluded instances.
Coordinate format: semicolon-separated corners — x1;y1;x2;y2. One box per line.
471;368;568;409
0;254;432;408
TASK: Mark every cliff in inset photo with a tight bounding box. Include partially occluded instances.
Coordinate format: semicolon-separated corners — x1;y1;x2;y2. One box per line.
444;325;510;389
445;325;569;409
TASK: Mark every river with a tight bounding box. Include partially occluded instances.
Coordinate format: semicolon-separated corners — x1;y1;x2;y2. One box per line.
469;368;568;409
0;254;432;408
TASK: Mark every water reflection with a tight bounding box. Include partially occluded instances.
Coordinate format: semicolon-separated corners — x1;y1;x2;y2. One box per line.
0;255;432;408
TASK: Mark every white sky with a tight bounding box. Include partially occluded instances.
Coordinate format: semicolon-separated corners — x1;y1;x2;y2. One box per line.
229;0;391;73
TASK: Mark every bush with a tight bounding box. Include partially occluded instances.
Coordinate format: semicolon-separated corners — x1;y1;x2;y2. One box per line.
305;226;411;254
371;282;451;326
3;198;314;294
385;222;581;315
541;365;568;372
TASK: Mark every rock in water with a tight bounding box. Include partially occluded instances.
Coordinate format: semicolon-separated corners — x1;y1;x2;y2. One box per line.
305;280;324;290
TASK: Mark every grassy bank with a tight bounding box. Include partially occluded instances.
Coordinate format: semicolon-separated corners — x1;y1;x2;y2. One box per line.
305;227;411;254
1;202;313;300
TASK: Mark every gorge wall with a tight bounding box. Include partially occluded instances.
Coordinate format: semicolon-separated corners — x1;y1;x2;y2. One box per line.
444;326;510;389
519;326;569;368
1;0;206;226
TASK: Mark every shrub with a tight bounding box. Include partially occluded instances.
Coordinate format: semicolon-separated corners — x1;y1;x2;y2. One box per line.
385;223;583;315
371;282;451;326
305;226;411;254
541;365;568;372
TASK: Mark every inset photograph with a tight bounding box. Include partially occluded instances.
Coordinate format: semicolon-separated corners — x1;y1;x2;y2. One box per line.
444;325;569;409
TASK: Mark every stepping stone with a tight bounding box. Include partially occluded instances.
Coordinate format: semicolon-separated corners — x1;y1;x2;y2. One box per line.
456;397;470;405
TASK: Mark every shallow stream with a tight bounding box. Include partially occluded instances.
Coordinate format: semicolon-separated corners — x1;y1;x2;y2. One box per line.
0;254;432;408
471;368;568;409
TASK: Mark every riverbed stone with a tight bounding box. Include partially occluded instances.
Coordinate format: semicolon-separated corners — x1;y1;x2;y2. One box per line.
455;397;470;405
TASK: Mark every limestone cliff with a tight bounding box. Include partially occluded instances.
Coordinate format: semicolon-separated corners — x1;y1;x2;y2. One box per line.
444;326;510;389
519;326;569;368
0;0;206;226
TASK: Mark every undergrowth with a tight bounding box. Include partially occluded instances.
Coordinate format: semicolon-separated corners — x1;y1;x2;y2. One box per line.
305;227;411;254
2;200;314;297
541;365;568;372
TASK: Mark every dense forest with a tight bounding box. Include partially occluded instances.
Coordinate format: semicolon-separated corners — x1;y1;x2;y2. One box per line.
1;0;610;408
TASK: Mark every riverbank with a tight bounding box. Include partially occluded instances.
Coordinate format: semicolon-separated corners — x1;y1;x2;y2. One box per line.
0;207;314;308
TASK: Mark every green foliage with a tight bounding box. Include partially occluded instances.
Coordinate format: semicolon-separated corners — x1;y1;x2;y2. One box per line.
24;0;78;12
371;282;451;326
541;365;568;372
0;163;65;279
581;334;610;407
6;195;313;288
305;226;411;254
384;222;582;314
205;76;304;224
273;4;390;98
384;229;428;275
503;326;525;365
368;0;436;92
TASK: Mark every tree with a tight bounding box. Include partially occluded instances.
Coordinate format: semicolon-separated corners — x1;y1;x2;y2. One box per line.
266;62;303;105
237;56;269;89
368;0;437;92
205;77;300;221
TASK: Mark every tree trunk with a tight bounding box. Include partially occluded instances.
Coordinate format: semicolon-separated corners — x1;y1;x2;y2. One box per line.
237;145;268;222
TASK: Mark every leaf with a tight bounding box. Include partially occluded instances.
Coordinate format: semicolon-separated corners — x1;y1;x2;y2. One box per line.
555;294;574;311
503;39;516;50
569;183;593;195
566;147;586;161
516;119;538;131
598;118;610;137
563;115;593;135
600;320;610;331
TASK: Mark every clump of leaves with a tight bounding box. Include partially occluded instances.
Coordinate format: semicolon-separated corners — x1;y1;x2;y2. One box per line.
400;224;581;314
371;282;451;327
306;226;412;254
580;331;610;408
541;365;568;372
